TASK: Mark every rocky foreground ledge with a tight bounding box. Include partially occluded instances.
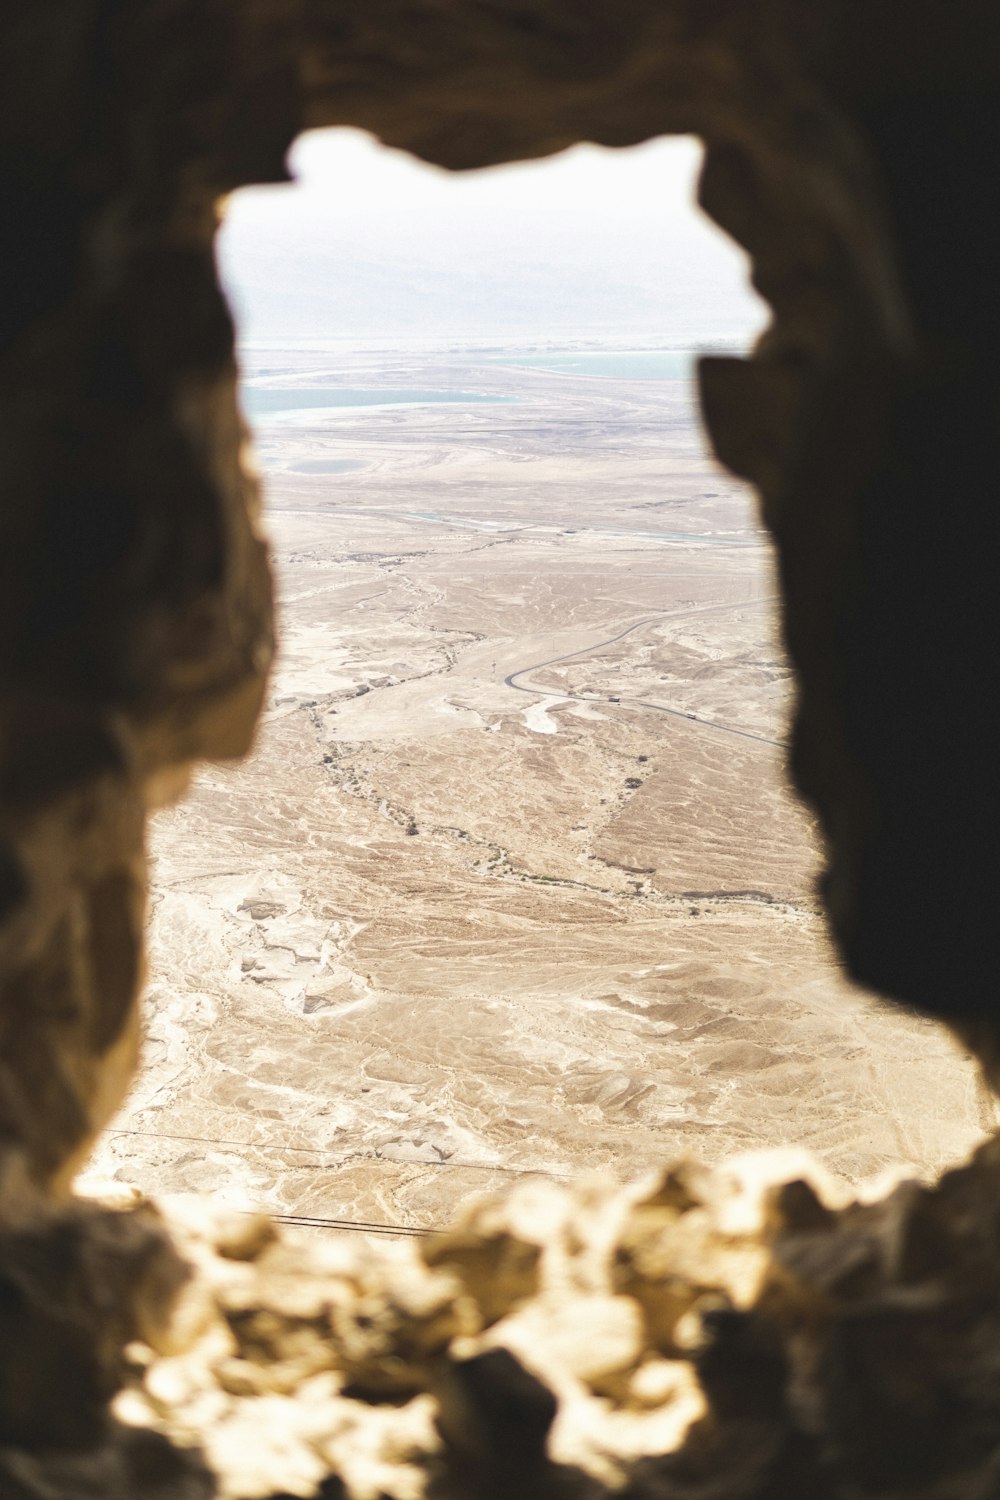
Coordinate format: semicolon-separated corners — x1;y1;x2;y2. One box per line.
5;1142;1000;1499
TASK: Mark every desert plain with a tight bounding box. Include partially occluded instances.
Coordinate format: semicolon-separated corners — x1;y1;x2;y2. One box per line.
85;345;994;1234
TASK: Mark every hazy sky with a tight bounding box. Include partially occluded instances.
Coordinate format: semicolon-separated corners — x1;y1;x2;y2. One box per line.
220;129;765;345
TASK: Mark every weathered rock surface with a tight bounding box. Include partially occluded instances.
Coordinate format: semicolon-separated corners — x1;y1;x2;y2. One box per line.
9;1146;1000;1497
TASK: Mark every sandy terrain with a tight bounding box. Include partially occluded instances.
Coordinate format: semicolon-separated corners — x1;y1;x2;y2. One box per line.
85;346;994;1232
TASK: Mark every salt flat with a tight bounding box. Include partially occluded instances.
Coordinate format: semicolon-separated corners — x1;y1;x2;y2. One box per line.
85;347;993;1231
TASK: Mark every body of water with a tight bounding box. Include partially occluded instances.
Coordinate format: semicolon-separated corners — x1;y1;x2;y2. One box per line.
478;350;696;380
286;458;369;475
400;511;754;546
243;386;518;417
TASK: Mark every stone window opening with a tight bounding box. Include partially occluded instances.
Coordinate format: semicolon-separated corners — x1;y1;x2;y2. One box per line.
82;126;823;1234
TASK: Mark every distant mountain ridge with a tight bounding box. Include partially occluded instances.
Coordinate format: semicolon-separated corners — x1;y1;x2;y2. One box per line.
219;219;762;345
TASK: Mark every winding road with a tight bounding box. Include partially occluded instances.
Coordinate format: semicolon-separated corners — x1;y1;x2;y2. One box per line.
504;601;786;748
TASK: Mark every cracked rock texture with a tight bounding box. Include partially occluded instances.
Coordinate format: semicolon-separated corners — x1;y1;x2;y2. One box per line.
3;0;1000;1495
11;1147;1000;1498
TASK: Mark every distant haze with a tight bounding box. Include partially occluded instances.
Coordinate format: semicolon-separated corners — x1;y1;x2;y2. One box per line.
219;129;766;348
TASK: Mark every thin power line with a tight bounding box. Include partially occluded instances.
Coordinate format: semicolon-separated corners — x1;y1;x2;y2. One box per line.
104;1124;571;1179
265;1210;435;1239
102;1124;571;1237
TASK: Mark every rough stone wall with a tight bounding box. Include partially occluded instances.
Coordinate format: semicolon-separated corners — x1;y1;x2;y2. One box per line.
13;1145;1000;1498
2;1;1000;1495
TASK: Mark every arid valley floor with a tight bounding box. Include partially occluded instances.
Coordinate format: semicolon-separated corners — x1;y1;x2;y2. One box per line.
86;346;994;1234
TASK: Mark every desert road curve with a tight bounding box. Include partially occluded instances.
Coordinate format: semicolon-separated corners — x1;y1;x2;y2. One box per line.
504;603;787;748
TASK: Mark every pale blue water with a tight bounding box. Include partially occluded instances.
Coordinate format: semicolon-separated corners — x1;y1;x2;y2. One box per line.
243;386;517;417
478;350;695;380
404;511;753;546
288;458;368;475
